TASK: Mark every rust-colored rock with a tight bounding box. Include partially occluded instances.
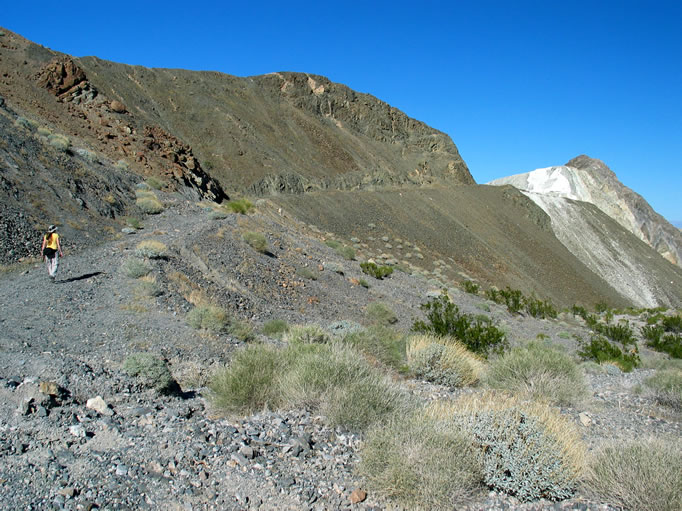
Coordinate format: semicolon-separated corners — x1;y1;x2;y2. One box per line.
349;488;367;504
110;100;127;113
37;58;87;96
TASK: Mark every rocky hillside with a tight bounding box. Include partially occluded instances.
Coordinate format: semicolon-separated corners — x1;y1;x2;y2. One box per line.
488;156;682;267
1;26;681;308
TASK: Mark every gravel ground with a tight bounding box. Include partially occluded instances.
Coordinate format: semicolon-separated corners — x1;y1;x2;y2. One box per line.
1;195;680;510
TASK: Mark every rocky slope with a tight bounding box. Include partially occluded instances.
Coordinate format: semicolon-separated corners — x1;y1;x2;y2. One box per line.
1;194;680;511
488;156;682;267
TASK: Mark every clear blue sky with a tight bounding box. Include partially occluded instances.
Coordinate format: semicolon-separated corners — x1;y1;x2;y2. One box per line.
4;1;682;224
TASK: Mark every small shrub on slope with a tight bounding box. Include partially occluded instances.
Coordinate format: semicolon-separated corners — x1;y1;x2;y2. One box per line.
360;410;483;509
134;240;168;259
642;315;682;359
645;369;682;411
123;353;180;395
586;439;682;511
343;326;408;374
360;261;393;279
446;392;586;502
577;334;640;372
261;319;289;338
485;341;587;406
412;291;507;357
121;257;151;278
407;334;485;388
186;305;230;333
242;231;268;253
227;198;254;214
366;302;398;326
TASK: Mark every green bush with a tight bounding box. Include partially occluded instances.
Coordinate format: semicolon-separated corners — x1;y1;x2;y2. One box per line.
126;217;143;229
450;393;585;502
227;198;254;214
586;439;682;511
228;319;255;342
462;281;480;295
643;316;682;358
366;302;398;326
360;261;393;279
122;257;152;278
485;341;587;406
412;291;507;358
209;344;282;413
123;353;180;394
186;305;230;333
261;319;289;338
645;369;682;410
524;296;558;319
211;340;409;431
577;334;640;372
324;240;341;250
343;326;408;374
360;410;483;509
358;278;369;288
407;334;485;388
242;231;268;253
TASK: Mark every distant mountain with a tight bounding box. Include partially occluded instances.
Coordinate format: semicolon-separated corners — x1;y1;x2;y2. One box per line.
489;156;682;267
488;157;682;307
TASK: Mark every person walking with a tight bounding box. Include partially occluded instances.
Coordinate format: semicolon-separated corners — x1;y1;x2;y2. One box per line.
41;225;63;281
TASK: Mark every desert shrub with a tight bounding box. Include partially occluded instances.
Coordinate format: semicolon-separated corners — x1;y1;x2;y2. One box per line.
134;240;168;259
144;177;165;189
335;245;355;261
48;134;71;152
14;116;38;130
462;280;480;295
359;410;483;509
125;217;143;229
36;126;52;137
599;321;636;347
571;304;589;319
661;314;682;333
485;341;587;406
186;305;230;333
242;231;268;253
135;276;162;297
407;334;485;388
360;261;393;279
75;147;97;162
366;302;398;326
643;316;682;358
524;296;558;319
358;278;369;288
412;291;507;358
136;196;164;214
209;344;282;413
324;240;341;250
121;257;151;278
228;319;255;342
343;326;408;373
446;392;586;502
284;324;330;345
123;353;180;394
296;267;319;280
227;198;254;214
577;334;640;372
585;439;682;511
594;302;610;314
211;340;409;431
498;287;523;313
114;159;129;171
261;319;289;338
645;369;682;410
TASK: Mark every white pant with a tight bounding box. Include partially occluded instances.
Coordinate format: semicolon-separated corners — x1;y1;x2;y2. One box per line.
45;253;59;278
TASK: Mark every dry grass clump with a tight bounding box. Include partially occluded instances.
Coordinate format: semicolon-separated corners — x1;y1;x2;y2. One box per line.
484;341;588;406
48;133;70;152
134;240;168;259
284;324;330;345
135;275;162;297
186;304;230;333
261;319;290;338
121;257;152;278
436;391;586;502
343;326;408;374
242;231;268;253
407;334;485;388
644;369;682;410
585;438;682;511
366;302;398;326
359;410;483;509
136;195;164;215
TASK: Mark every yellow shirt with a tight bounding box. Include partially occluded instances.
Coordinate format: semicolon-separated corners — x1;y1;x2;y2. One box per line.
44;233;59;250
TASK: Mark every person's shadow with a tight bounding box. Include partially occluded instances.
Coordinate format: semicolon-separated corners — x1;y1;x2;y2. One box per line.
58;272;103;283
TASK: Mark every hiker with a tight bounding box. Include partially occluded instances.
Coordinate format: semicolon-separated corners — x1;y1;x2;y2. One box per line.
41;225;63;281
